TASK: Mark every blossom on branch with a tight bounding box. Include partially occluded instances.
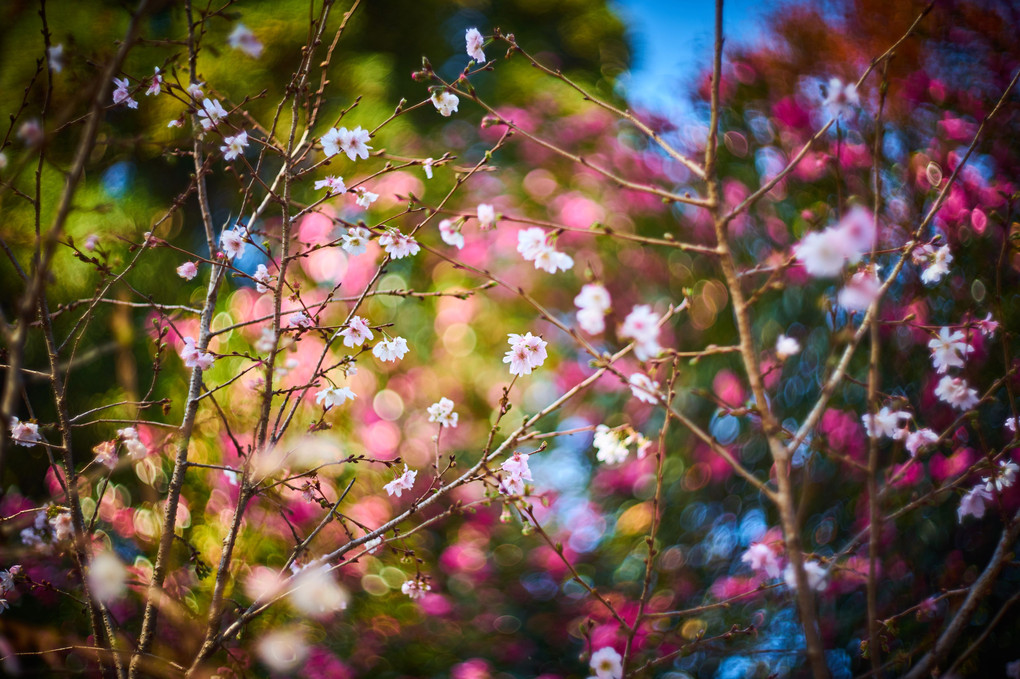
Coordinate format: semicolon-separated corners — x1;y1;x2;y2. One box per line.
427;398;459;427
431;90;459;117
385;465;417;498
465;28;486;62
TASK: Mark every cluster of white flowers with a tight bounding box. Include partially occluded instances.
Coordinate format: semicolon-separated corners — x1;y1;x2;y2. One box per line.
499;451;532;496
315;385;355;410
221;130;249;161
592;424;650;465
794;206;875;278
958;459;1018;522
401;577;431;600
385;465;417;498
912;243;953;284
775;334;801;360
0;565;20;614
378;229;420;259
741;542;782;579
8;416;41;447
87;553;127;604
784;559;829;592
426;397;458;428
117;426;147;459
373;336;409;363
503;332;548;376
861;406;911;440
517;227;574;274
574;283;611;335
321;126;372;161
431;90;459;117
340;316;374;347
628;373;660;404
314;175;346;195
341;226;371;255
928;327;974;374
253;263;272;293
619;305;662;361
180;337;214;371
439;218;465;249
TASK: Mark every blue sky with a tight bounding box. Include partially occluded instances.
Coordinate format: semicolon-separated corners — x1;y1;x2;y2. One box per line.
612;0;772;113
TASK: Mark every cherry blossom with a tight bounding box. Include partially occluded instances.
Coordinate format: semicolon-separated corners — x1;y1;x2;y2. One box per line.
228;24;264;59
905;428;939;457
499;451;532;496
118;427;148;459
439;218;464;249
219;227;247;259
928;327;974;373
741;542;782;578
589;647;623;679
431;90;459;117
862;406;910;439
477;203;496;229
50;512;73;541
1006;417;1018;435
289;565;350;618
794;228;851;277
353;187;378;208
957;485;993;522
378;230;420;259
146;67;163;96
289;311;313;328
620;305;662;361
385;465;417;497
593;425;629;465
185;81;204;100
629;373;660;404
341;226;371;255
373;336;409;362
315;386;356;409
253;263;272;293
314;175;346;195
400;577;430;600
977;313;999;337
838;268;881;311
93;441;117;469
516;227;573;273
503;332;548;376
775;334;801;360
9;417;41;447
574;283;611;334
47;44;63;73
340;316;374;347
934;375;980;410
784;560;828;592
982;459;1018;493
426;398;458;427
180;337;215;370
112;77;138;109
176;261;198;280
197;99;228;130
256;629;307;673
915;244;953;284
465;28;486;62
320;126;372;161
220;130;249;161
821;77;859;119
423;157;434;179
87;553;127;603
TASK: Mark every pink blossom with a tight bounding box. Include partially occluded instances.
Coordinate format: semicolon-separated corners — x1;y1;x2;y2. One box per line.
9;417;42;447
385;465;417;498
112;77;138;109
146;67;163;96
934;376;980;410
957;485;993;522
740;542;782;578
314;175;346;195
465;28;486;62
340;316;374;347
620;305;661;360
905;429;939;457
176;262;198;280
180;337;215;370
228;24;263;58
378;230;420;259
928;327;974;374
503;332;547;376
439;219;464;249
